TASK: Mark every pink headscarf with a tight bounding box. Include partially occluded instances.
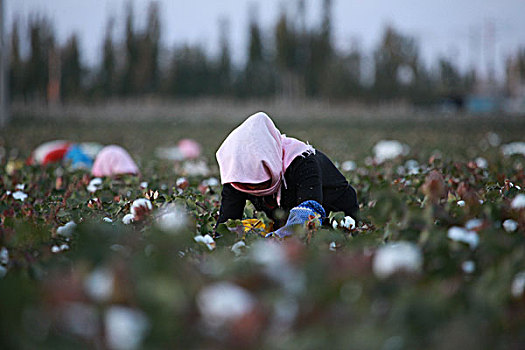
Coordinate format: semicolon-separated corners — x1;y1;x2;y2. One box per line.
216;112;314;203
91;145;139;177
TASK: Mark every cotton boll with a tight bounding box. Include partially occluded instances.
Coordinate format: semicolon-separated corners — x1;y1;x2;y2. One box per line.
103;217;113;223
194;235;216;250
447;227;479;249
373;242;423;279
105;306;149;350
373;140;409;163
0;247;8;265
122;214;134;225
231;241;247;256
182;160;210;176
197;282;255;327
251;240;287;268
12;190;28;201
341;160;356;172
341;216;356;230
156;204;188;233
130;199;153;220
84;267;114;303
57;221;77;237
176;177;189;189
457;200;466;207
404;159;420;175
465;219;483;231
462;260;476;274
202;177;219;187
503;219;518;232
501;142;525;157
511;194;525;210
511;271;525;298
87;178;103;193
475;157;488;169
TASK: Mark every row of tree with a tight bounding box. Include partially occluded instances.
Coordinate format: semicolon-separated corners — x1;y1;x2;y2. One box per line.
8;1;517;105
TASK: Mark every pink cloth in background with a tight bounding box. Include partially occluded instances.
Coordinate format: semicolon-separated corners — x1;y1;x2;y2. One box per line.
216;112;314;202
91;145;139;177
177;138;201;159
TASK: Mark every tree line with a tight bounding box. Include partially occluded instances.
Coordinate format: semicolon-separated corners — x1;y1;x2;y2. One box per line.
7;1;524;105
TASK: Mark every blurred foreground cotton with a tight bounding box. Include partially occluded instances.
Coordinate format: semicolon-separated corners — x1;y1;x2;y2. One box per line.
372;242;422;278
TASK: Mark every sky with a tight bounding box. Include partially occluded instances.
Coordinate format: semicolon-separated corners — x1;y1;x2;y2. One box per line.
5;0;525;80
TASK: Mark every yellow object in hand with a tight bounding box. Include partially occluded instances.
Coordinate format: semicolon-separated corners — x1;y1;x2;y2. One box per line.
241;219;272;235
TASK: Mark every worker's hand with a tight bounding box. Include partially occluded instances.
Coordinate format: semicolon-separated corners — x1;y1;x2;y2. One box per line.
266;200;326;238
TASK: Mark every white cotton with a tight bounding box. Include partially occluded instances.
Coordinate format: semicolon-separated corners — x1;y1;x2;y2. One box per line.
373;140;409;163
511;194;525;210
57;221;77;237
251;240;287;268
51;245;61;253
194;234;216;250
341;160;356;172
457;200;466;207
130;198;153;217
341;216;356;230
156;204;188;233
197;282;255;326
122;214;134;225
503;219;518;232
373;241;423;279
203;177;219;187
12;190;28;201
465;219;483;230
501;142;525;157
175;177;188;187
59;244;69;251
404;159;420;175
87;178;103;193
105;306;149;350
475;157;488;169
0;247;8;265
462;260;476;274
447;227;479;249
511;271;525;298
231;241;246;256
139;182;148;189
182;160;210;176
84;267;114;303
103;217;113;223
15;184;25;190
329;242;337;251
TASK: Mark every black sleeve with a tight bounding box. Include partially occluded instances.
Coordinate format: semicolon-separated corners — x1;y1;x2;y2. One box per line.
216;183;247;224
291;154;323;206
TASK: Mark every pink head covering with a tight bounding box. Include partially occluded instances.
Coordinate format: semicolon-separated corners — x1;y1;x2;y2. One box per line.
216;112;314;202
91;145;139;177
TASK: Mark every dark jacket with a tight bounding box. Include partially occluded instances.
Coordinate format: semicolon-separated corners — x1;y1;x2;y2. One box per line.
217;151;358;228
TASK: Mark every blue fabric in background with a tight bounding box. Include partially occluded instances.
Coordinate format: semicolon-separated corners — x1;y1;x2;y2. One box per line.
64;144;94;169
267;200;326;238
